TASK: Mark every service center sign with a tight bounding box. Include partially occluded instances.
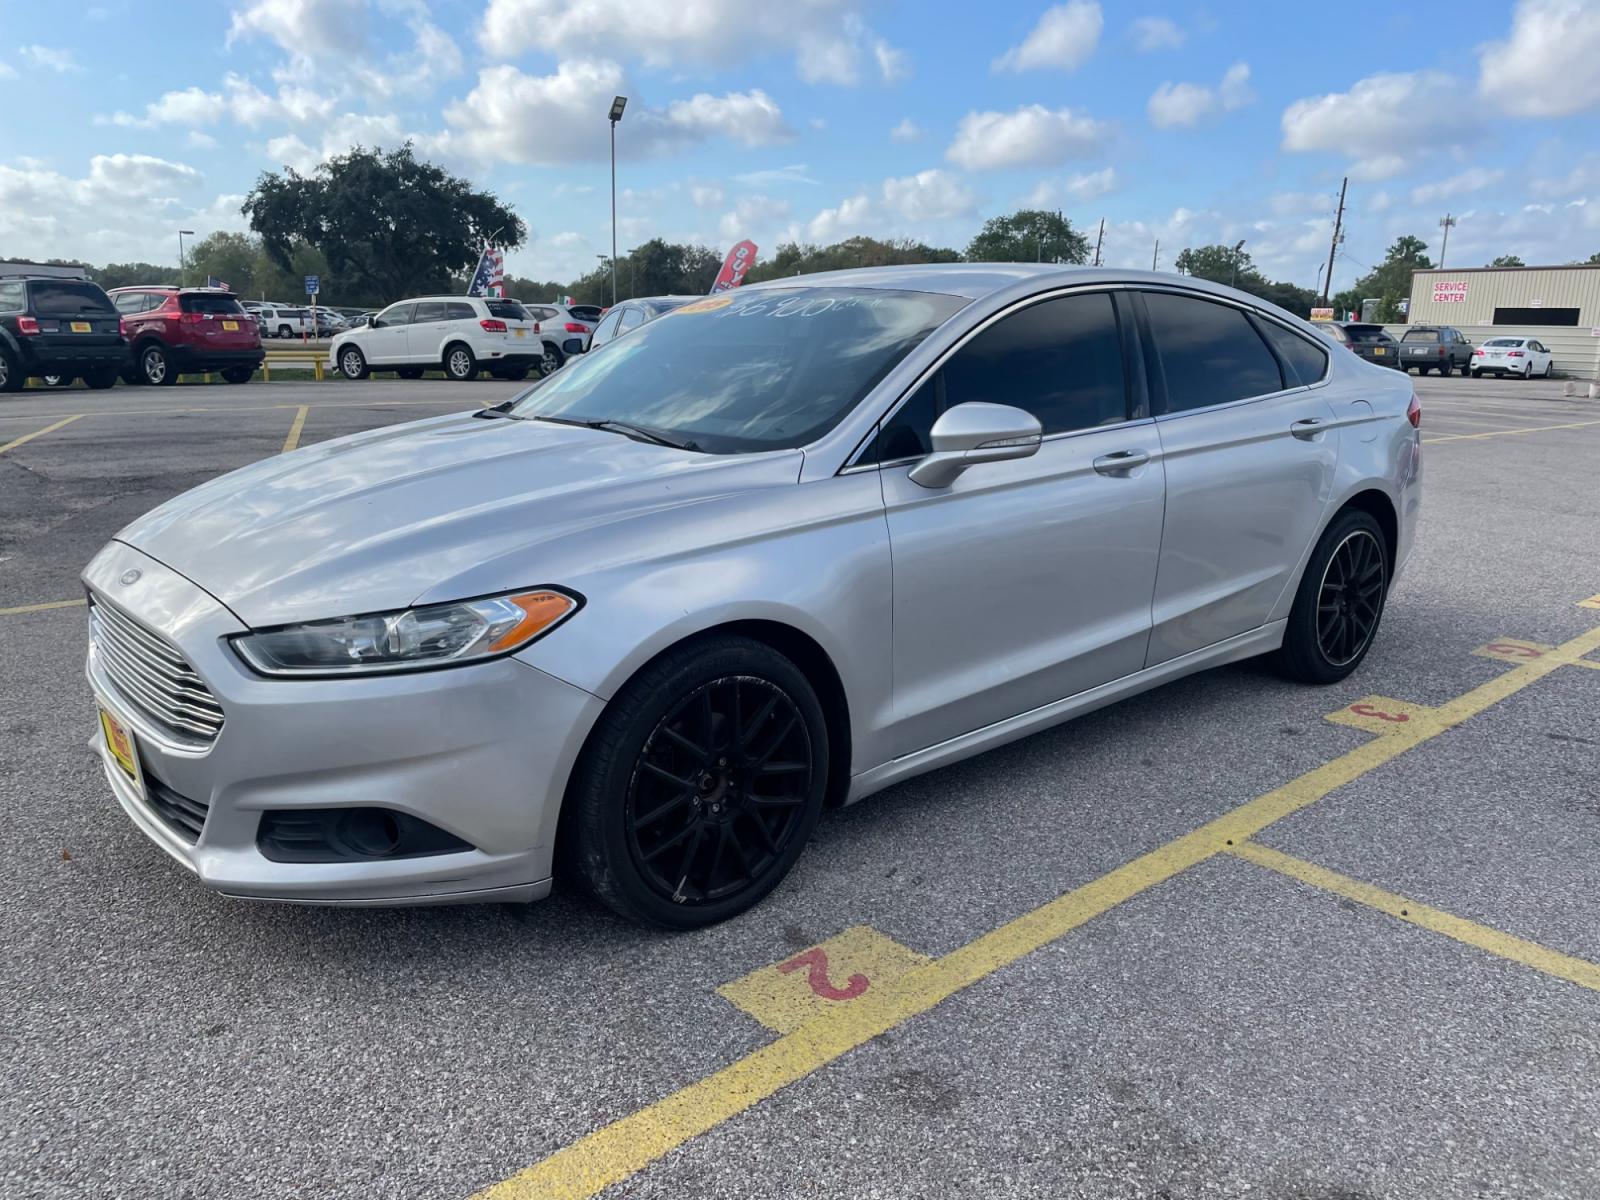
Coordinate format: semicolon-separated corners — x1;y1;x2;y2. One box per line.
1432;280;1469;303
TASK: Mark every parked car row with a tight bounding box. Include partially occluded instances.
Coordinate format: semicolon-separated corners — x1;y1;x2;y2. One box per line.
1313;322;1556;379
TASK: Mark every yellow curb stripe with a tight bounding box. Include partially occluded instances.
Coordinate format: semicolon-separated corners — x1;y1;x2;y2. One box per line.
281;405;309;453
1570;658;1600;671
0;598;87;617
0;413;83;456
1423;418;1600;444
1227;841;1600;993
470;616;1600;1200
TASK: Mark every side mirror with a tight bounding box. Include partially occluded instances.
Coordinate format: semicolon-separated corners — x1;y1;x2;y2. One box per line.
908;402;1043;489
370;318;384;328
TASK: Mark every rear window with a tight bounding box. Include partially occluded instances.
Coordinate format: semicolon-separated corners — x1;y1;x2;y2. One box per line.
1484;338;1522;347
568;305;603;322
487;300;529;321
181;293;245;315
1401;329;1439;343
30;280;114;316
1344;325;1388;343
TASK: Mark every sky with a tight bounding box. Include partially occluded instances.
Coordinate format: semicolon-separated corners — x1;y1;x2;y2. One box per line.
3;0;1599;302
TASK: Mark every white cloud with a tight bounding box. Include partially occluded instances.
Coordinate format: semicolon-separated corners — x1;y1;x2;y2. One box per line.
1129;16;1184;51
718;193;791;241
263;113;408;173
1480;0;1600;118
947;104;1107;170
881;169;979;222
100;76;338;130
890;118;925;142
223;0;461;99
186;131;220;150
1410;167;1506;206
87;154;202;196
20;45;81;73
691;184;726;209
1348;154;1406;183
1282;71;1475;153
479;0;904;87
807;193;875;242
440;61;791;165
800;170;979;242
993;1;1103;72
1148;62;1253;129
1065;166;1118;200
1531;153;1600;198
734;164;819;187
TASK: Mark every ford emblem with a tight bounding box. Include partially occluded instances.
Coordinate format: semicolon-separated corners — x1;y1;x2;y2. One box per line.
119;568;142;586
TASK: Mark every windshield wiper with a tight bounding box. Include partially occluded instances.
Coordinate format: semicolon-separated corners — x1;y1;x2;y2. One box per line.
473;399;520;419
532;415;701;452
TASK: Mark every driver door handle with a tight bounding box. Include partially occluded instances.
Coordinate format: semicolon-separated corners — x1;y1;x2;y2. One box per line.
1092;449;1150;475
1290;417;1328;440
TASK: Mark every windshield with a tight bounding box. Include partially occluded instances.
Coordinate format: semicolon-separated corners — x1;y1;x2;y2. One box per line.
508;287;966;453
1402;329;1439;342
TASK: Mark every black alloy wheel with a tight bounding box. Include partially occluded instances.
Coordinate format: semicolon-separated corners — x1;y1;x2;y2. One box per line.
562;635;828;928
1315;528;1385;668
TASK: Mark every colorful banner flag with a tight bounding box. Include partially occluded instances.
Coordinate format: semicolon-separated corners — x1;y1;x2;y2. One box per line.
711;240;757;292
468;245;505;297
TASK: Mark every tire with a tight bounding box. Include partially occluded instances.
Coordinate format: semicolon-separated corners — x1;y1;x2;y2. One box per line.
0;347;20;393
443;342;478;381
396;367;425;380
561;635;829;928
539;343;564;376
139;343;175;386
42;374;73;388
1544;359;1554;378
277;325;293;340
82;367;119;390
494;367;531;381
1522;363;1532;380
220;366;254;384
1469;368;1480;378
338;346;370;380
1274;509;1389;685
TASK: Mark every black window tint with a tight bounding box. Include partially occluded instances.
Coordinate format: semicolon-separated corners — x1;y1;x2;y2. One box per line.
487;300;528;321
414;301;448;322
1258;320;1329;386
0;282;24;311
943;292;1126;434
378;302;416;326
619;306;646;333
1143;292;1283;412
30;280;114;316
180;293;244;315
876;376;940;461
445;302;476;321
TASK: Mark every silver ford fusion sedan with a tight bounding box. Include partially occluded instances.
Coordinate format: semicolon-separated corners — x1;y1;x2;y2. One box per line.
84;265;1421;927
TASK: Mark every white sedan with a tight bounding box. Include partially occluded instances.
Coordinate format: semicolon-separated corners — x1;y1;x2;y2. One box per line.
1471;336;1554;379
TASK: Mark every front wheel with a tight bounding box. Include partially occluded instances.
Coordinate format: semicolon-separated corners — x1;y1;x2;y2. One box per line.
277;325;293;339
1274;509;1389;685
1544;359;1554;378
338;346;369;380
444;343;478;381
562;636;829;928
539;343;564;376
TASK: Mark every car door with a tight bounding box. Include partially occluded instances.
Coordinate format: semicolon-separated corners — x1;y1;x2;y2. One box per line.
404;301;450;363
364;302;415;363
1531;340;1552;374
875;289;1167;755
1136;288;1340;666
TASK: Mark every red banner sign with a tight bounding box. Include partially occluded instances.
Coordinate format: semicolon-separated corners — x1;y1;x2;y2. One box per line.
711;240;757;292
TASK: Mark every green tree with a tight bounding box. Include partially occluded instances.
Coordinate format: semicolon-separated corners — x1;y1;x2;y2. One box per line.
1489;254;1525;267
1588;252;1600;265
184;231;262;294
1346;235;1432;313
242;143;525;307
90;261;182;290
965;210;1089;264
1173;243;1317;317
746;236;960;283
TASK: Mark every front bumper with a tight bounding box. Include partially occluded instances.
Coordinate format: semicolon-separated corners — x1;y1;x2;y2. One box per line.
82;542;605;905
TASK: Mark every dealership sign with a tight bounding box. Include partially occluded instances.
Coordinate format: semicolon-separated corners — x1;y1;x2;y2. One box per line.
1309;307;1334;321
1432;280;1469;303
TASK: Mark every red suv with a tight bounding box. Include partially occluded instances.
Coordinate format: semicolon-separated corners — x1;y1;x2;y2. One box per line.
109;287;265;386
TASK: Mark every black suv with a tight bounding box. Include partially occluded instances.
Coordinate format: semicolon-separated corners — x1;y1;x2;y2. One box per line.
0;276;127;392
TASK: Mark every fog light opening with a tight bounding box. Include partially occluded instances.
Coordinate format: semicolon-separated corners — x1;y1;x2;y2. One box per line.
340;810;403;857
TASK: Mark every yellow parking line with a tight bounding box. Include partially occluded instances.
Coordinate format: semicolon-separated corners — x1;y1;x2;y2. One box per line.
471;616;1600;1200
1571;658;1600;671
1227;841;1600;993
0;413;84;456
0;597;86;617
1424;418;1600;444
281;405;309;453
0;398;475;422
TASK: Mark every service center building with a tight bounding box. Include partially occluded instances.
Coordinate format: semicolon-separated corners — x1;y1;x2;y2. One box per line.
1405;264;1600;378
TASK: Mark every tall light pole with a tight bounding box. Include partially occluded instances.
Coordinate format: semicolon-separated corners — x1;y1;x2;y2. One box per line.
608;95;627;308
1230;238;1246;289
178;229;195;287
1438;213;1456;269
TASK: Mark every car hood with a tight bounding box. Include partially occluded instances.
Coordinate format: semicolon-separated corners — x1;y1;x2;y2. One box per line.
114;412;804;628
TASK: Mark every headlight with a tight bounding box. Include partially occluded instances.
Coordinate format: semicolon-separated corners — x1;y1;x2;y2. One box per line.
230;589;579;677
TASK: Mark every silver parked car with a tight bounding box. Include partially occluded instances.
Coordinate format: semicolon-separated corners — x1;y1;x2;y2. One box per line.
83;266;1422;927
586;295;700;351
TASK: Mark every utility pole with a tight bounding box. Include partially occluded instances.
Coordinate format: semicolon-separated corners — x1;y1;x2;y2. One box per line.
607;96;628;307
1151;239;1160;271
1438;213;1456;269
1321;176;1347;308
1092;218;1104;267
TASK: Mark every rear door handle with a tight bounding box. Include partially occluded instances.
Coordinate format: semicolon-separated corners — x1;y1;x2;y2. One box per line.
1092;449;1150;475
1290;418;1328;440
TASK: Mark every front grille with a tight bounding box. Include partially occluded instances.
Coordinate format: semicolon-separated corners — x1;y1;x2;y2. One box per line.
144;770;210;843
88;595;225;744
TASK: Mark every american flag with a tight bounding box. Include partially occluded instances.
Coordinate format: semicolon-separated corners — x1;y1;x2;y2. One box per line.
467;245;504;297
206;275;230;291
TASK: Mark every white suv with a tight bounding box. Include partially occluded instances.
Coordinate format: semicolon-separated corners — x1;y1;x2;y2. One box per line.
519;302;598;370
328;296;540;381
251;305;315;339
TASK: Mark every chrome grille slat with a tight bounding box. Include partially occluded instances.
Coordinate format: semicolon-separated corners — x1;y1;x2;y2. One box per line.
88;595;224;744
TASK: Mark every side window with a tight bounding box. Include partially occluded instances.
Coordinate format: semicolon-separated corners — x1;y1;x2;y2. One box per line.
1142;291;1284;413
590;309;624;345
445;302;476;321
113;292;144;313
618;306;646;333
0;282;25;311
1258;320;1329;386
413;301;447;323
873;291;1128;460
378;302;416;326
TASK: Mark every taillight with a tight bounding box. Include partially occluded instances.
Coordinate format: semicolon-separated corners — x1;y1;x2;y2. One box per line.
1506;350;1525;358
532;322;541;334
179;312;206;324
564;322;588;333
1437;346;1446;356
1407;394;1421;429
118;318;128;338
1473;348;1484;356
16;316;39;335
479;318;507;333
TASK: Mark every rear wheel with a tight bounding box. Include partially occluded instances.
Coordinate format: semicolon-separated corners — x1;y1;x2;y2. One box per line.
220;366;254;384
338;346;369;380
562;636;828;928
277;325;293;339
41;374;73;388
1522;362;1533;379
82;367;119;390
540;343;564;376
396;366;425;380
0;348;20;393
444;343;478;381
140;344;175;386
1274;509;1389;685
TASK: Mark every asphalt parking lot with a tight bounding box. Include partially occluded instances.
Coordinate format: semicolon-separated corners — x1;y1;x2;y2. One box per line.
3;372;1599;1200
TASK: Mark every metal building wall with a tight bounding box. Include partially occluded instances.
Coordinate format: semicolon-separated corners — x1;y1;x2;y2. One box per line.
1407;266;1600;327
